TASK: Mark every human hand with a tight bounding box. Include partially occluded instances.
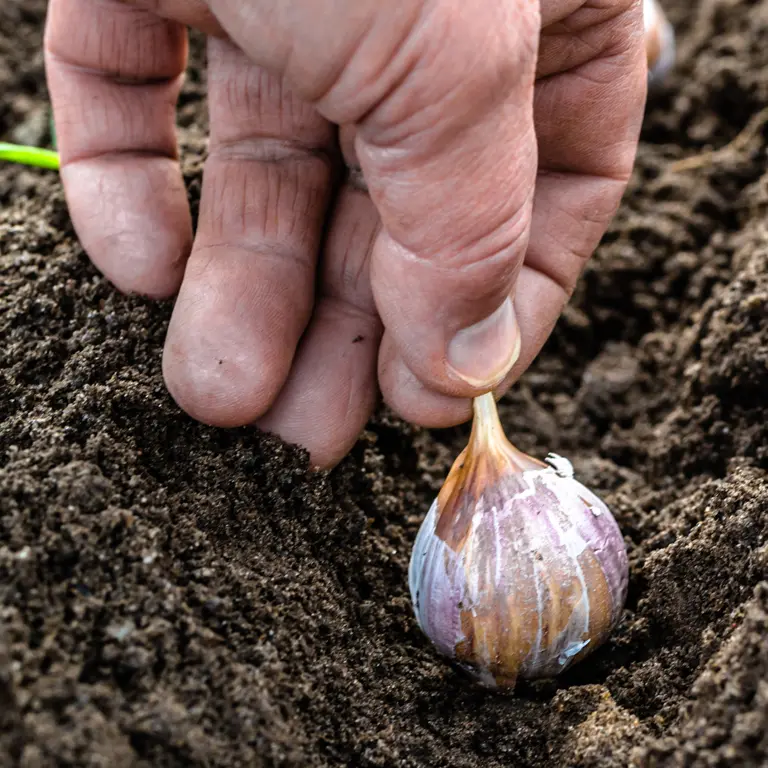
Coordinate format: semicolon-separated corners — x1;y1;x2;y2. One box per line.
44;0;647;468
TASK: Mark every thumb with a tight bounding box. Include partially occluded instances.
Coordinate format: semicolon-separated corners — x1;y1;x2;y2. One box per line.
360;0;539;396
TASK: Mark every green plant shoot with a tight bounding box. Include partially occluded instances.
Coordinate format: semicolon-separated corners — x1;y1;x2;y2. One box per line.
0;142;60;170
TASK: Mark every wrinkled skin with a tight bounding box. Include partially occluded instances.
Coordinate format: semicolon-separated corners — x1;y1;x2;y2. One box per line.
44;0;646;468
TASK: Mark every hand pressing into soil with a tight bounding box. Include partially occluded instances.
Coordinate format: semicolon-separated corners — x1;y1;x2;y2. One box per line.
44;0;646;468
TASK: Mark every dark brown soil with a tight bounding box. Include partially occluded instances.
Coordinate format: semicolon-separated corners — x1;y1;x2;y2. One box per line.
3;1;768;766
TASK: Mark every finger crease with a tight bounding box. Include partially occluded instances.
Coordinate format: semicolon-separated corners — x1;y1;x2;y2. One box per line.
210;137;338;169
46;49;183;87
62;147;178;167
194;239;316;274
524;255;579;300
537;165;631;186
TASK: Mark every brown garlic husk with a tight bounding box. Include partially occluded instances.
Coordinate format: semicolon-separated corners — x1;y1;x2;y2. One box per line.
408;394;629;690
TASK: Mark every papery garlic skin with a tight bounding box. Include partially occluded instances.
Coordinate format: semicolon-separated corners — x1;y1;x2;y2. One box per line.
409;396;628;690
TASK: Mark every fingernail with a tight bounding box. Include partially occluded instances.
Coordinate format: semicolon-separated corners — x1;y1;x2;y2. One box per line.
446;297;521;389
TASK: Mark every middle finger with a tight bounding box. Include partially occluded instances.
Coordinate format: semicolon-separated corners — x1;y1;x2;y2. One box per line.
163;37;338;427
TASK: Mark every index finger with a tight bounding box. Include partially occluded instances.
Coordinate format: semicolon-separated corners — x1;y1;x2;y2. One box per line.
44;0;192;298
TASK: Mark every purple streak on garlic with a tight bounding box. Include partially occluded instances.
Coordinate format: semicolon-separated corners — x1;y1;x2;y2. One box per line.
408;394;629;690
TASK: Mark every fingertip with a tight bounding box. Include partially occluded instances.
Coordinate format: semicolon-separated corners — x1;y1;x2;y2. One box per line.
376;266;569;431
162;262;297;428
257;299;382;469
377;332;474;428
61;158;192;298
370;228;528;401
162;346;266;429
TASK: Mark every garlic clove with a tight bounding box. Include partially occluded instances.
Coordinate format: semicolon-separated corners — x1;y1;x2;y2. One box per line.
644;0;676;87
409;393;628;690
